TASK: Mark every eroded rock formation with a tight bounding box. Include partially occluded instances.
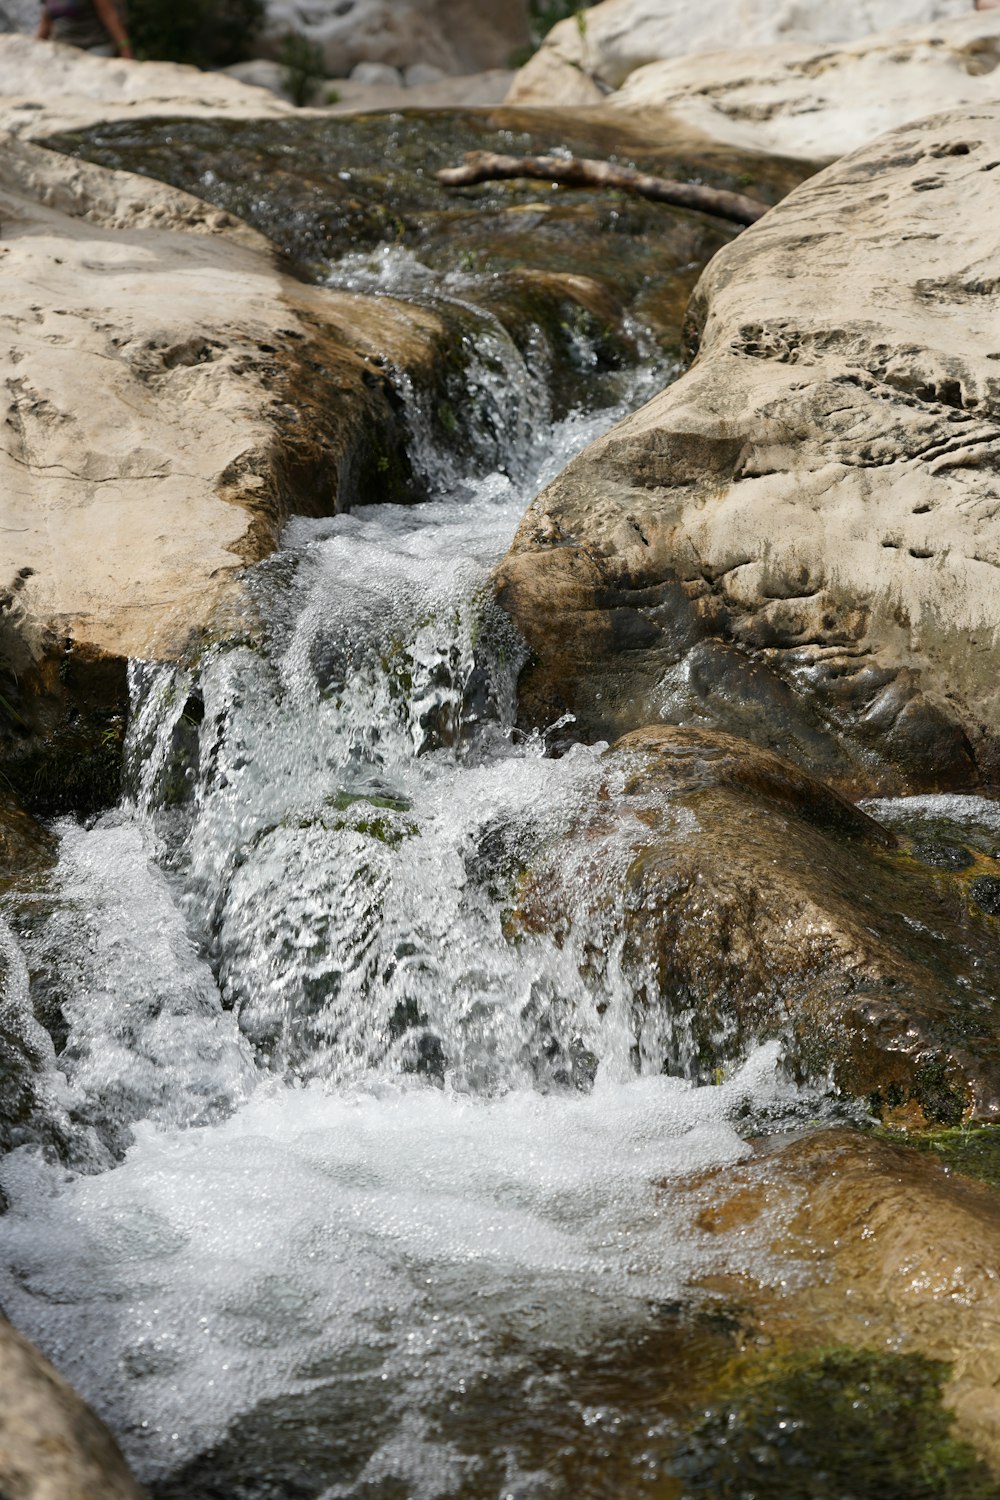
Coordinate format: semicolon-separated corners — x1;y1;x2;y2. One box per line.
611;12;1000;163
497;106;1000;794
507;0;972;106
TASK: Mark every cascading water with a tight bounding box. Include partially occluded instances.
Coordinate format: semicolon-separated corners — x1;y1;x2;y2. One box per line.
1;275;826;1497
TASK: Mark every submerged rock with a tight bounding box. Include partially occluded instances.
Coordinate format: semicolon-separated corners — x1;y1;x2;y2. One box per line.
512;726;1000;1121
0;1314;147;1498
497;107;1000;795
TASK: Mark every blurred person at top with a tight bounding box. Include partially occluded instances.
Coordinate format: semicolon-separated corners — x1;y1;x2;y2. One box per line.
37;0;133;56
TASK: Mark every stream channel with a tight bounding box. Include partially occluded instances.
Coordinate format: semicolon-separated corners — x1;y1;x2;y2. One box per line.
2;112;996;1500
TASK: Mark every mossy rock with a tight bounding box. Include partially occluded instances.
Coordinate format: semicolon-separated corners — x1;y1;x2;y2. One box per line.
511;725;1000;1120
673;1347;995;1499
47;109;809;420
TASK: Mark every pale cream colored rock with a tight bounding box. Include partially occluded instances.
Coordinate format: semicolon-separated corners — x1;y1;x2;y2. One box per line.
612;12;1000;162
496;107;1000;793
325;67;516;113
0;1314;146;1498
0;132;444;664
0;34;292;139
507;0;971;104
259;0;529;78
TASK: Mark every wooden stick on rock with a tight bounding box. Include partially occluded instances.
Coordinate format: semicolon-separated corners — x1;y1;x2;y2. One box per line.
435;151;768;227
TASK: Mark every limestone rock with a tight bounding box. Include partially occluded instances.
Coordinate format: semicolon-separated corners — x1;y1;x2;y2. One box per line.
512;726;1000;1121
0;1314;147;1498
612;12;1000;163
0;34;292;138
497;107;1000;794
258;0;529;79
325;67;515;112
348;60;403;87
688;1128;1000;1470
506;0;970;104
0;130;453;809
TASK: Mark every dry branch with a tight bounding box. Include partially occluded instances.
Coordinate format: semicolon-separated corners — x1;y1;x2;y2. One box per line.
435;151;768;227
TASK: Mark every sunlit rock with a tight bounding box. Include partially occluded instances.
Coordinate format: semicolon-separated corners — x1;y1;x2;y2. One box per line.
686;1126;1000;1472
497;106;1000;794
507;0;971;104
611;12;1000;163
0;1316;147;1498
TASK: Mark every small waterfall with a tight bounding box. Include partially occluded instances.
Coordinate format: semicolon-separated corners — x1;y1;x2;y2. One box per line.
0;323;818;1495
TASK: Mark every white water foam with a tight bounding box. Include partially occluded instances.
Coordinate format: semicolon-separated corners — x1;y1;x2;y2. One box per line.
0;1046;790;1483
0;374;812;1494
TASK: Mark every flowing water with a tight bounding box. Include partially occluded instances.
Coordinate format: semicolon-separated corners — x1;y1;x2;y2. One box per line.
0;259;873;1497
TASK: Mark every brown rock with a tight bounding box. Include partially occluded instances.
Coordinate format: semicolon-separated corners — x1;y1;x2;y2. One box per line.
513;725;1000;1120
685;1127;1000;1469
0;1315;147;1498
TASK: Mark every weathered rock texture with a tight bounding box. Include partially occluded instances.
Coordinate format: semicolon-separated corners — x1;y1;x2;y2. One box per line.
0;35;292;139
690;1128;1000;1470
0;129;456;809
612;12;1000;163
506;0;971;106
497;107;1000;795
0;131;448;663
259;0;529;78
0;1314;147;1497
513;726;1000;1121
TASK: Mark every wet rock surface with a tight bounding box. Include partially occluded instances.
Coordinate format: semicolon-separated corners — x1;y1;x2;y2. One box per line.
686;1126;1000;1473
497;107;1000;795
47;107;805;360
2;107;803;816
513;726;1000;1120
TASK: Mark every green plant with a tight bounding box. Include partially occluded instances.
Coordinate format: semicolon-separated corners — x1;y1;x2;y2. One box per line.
127;0;264;68
527;0;598;45
278;30;326;108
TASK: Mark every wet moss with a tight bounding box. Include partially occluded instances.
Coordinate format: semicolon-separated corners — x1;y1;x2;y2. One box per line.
879;1122;1000;1192
673;1347;996;1499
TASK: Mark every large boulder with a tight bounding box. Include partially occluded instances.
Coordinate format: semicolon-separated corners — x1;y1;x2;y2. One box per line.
0;1315;147;1498
506;0;970;105
687;1127;1000;1471
258;0;530;78
496;106;1000;795
612;12;1000;163
0;34;292;138
511;725;1000;1121
0;129;451;810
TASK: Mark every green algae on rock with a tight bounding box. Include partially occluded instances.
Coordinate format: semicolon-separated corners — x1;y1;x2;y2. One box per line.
511;726;1000;1121
685;1127;1000;1474
673;1347;996;1500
